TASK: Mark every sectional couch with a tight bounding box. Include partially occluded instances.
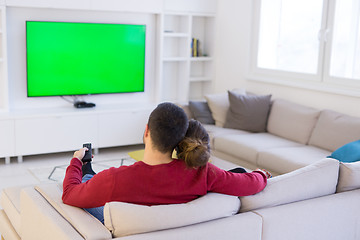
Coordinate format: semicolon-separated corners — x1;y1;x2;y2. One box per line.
1;93;360;239
1;157;360;240
185;91;360;175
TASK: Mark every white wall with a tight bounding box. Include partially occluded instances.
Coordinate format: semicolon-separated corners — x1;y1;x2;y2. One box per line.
215;0;360;117
6;7;157;110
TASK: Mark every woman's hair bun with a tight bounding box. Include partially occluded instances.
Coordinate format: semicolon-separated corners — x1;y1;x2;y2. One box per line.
177;137;210;168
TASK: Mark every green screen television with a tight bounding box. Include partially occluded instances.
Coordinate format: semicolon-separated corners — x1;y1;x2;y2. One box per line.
26;21;146;97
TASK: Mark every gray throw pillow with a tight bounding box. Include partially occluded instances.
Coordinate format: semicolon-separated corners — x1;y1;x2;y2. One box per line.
224;91;271;132
189;101;215;124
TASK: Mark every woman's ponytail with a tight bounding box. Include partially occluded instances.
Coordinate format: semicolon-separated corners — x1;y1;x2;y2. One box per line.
176;119;210;168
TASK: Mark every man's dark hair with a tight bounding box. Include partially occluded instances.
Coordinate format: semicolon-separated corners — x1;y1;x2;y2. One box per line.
148;102;189;153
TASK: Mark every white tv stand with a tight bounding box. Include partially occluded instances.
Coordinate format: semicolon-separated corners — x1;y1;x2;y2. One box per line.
0;103;154;164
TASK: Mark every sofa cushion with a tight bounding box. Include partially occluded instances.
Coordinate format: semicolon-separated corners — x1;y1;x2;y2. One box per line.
35;183;112;240
239;158;339;212
224;91;271;132
257;146;331;174
267;99;320;144
328;139;360;163
309;110;360;151
205;89;246;127
189;101;215;124
0;186;24;235
214;133;302;164
104;193;240;238
203;124;251;148
337;161;360;192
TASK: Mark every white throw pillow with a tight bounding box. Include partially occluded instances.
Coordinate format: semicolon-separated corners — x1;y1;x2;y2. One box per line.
205;88;246;127
239;158;339;212
337;161;360;192
104;193;240;238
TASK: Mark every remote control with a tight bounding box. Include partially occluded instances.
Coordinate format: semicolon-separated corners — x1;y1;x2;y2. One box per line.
82;143;92;162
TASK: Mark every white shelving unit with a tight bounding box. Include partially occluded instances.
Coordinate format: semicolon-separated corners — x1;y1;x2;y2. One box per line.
159;12;216;102
189;15;215;100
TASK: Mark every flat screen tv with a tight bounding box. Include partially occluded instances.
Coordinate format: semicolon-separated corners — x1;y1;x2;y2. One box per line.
26;21;146;97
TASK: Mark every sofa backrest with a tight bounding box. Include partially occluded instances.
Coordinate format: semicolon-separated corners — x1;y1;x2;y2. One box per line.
104;193;240;238
239;158;339;212
267;99;321;144
308;109;360;151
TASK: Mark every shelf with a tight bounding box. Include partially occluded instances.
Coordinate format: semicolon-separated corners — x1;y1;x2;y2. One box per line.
190;56;213;61
164;32;189;38
162;57;188;62
190;77;212;82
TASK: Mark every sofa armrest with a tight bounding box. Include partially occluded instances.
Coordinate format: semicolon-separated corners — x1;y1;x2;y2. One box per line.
0;209;20;240
34;183;112;240
20;187;83;240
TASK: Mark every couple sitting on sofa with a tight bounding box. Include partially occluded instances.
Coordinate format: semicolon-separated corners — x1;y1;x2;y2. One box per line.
62;102;271;223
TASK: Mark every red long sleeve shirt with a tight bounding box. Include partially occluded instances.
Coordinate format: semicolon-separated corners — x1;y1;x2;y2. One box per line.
62;158;267;208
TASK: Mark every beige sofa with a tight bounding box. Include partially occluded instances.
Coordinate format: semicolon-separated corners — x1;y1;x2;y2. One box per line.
185;95;360;176
1;95;360;239
1;157;360;240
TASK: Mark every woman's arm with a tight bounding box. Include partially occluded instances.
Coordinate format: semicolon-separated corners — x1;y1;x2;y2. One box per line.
206;163;268;196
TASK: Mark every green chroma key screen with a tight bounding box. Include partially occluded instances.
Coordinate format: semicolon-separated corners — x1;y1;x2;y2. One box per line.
26;21;146;97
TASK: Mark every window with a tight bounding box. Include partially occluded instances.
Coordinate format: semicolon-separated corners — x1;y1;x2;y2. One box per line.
329;0;360;80
251;0;360;94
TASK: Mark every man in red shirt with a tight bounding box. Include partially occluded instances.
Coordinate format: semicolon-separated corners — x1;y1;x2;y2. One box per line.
62;102;268;223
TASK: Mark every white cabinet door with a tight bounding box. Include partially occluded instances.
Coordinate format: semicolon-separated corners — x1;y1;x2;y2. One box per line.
0;119;15;158
15;114;98;156
98;109;151;148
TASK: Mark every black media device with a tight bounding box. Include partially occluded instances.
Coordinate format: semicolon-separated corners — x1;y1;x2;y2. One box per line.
82;143;92;162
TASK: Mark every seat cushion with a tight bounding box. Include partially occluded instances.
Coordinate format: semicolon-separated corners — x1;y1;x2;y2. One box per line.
0;186;24;235
309;110;360;151
257;146;331;174
239;158;339;212
104;193;240;238
203;124;251;148
214;133;302;164
267;99;320;144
